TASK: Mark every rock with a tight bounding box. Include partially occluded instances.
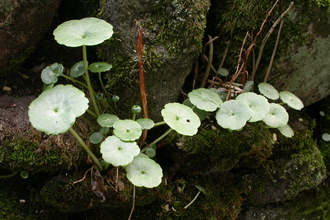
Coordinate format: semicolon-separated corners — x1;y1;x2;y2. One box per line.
269;5;330;107
102;0;210;120
206;1;330;107
0;95;92;173
0;0;62;73
241;145;326;206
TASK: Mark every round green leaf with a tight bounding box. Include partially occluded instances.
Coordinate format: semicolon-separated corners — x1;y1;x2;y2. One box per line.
188;88;222;112
278;124;294;138
88;62;112;73
258;83;279;100
89;132;104;144
97;114;119;127
218;68;229;76
70;61;85;78
125;154;163;188
262;103;289;128
243;81;254;92
113;119;142;141
41;63;64;84
20;171;28;179
236;92;269;122
136;118;155;130
98;127;110;135
100;135;140;166
195;185;206;195
161;103;201;136
28;85;89;135
210;87;228;101
183;99;208;121
215;100;251;130
53;17;113;47
146;148;156;158
279;91;304;110
322;133;330;142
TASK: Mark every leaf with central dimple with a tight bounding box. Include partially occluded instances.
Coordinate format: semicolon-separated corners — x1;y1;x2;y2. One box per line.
125;154;163;188
28;84;89;135
113;119;142;141
88;62;112;73
97;114;119;127
161;103;201;136
236;92;269;122
100;135;140;166
136;118;155;130
53;17;113;47
215;100;251;130
262;103;289;128
41;63;64;84
188;88;222;112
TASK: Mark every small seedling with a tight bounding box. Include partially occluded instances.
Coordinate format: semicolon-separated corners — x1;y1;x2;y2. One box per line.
184;185;206;209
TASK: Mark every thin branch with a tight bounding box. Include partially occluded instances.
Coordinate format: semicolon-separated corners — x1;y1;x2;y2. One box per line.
251;1;294;80
264;19;284;82
128;186;136;220
217;40;231;72
243;0;280;81
200;36;218;88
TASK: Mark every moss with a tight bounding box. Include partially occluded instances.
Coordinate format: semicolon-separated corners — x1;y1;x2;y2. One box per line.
0;180;35;220
143;0;209;56
0;135;77;174
285;146;326;198
240;113;327;205
167;120;274;174
37;175;95;213
288;185;330;218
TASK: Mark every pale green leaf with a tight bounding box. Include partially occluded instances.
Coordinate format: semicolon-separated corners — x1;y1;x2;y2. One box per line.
53;17;113;47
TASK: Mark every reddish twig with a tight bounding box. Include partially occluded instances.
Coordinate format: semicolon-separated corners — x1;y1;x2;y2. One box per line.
136;21;148;144
241;0;280;84
71;167;92;185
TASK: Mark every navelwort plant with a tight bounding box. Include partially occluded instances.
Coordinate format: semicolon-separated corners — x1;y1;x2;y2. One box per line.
28;18;304;192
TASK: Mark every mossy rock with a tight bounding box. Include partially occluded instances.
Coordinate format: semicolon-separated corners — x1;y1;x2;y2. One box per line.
101;0;210;120
310;95;330;168
164;121;274;175
240;114;327;206
239;184;330;219
208;0;330;106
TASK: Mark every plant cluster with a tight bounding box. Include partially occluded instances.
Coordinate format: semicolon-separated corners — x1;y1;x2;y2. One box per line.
28;17;304;190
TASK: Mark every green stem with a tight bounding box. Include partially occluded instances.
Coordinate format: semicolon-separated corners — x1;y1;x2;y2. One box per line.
98;72;109;99
82;45;101;116
114;101;119;114
154;121;166;127
86;109;97;118
60;74;88;89
184;191;201;209
141;128;172;153
69;128;103;171
0;172;18;179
